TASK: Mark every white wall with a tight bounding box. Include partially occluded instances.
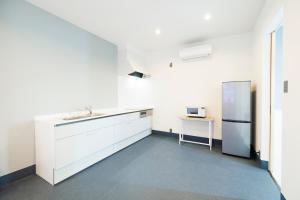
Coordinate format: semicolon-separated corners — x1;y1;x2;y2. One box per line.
0;0;118;176
253;0;283;161
119;33;254;140
282;0;300;199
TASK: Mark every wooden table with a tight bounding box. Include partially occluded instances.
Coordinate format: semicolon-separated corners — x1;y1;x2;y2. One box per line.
179;116;214;150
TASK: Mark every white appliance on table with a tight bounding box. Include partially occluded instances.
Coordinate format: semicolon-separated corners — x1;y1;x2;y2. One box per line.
186;106;207;118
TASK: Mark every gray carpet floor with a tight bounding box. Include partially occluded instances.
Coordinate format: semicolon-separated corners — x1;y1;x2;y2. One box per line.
0;134;280;200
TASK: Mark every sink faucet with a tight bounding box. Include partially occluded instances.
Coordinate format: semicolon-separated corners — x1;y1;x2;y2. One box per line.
85;106;93;115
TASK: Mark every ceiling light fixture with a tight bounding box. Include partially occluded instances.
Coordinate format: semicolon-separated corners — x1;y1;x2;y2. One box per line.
155;29;161;35
204;13;212;21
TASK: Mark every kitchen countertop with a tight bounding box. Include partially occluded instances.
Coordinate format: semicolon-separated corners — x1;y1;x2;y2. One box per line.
35;107;153;126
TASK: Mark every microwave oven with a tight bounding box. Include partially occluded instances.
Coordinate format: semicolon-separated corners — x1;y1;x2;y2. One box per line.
186;106;206;118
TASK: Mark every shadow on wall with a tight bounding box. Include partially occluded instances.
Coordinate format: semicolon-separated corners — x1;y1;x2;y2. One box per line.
7;120;35;173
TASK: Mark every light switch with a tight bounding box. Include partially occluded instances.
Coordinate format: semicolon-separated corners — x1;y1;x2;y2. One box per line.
284;80;288;93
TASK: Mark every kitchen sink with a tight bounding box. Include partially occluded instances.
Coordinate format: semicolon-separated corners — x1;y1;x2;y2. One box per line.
63;112;105;120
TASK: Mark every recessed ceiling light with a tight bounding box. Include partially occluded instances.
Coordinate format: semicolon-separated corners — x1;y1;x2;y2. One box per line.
155;29;161;35
204;13;212;21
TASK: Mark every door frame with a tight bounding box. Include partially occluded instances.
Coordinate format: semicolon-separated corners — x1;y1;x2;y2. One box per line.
260;8;283;162
268;24;283;187
260;8;283;188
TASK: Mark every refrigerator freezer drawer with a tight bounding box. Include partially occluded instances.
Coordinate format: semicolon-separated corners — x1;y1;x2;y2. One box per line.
222;121;251;158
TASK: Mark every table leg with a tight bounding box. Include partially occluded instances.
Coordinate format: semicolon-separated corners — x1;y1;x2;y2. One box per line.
179;134;181;144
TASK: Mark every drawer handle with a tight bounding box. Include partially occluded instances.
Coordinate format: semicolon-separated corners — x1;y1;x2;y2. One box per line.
140;112;147;118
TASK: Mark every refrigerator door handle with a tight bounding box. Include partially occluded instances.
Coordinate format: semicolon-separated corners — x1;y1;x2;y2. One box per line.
222;119;251;123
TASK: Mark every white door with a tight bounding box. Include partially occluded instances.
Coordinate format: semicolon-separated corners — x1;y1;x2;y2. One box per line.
269;25;283;186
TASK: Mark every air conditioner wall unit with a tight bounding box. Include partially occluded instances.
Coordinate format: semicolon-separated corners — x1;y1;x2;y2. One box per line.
179;44;212;60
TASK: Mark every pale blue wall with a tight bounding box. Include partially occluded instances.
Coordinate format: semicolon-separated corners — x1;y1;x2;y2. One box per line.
0;0;118;176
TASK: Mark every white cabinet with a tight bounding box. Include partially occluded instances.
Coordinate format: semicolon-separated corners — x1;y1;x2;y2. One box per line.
35;109;152;185
115;121;133;141
115;116;151;142
55;126;115;170
134;117;152;132
55;117;115;140
55;132;86;169
85;126;116;156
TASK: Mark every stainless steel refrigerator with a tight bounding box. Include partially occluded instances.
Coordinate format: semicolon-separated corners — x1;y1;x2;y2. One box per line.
222;81;251;158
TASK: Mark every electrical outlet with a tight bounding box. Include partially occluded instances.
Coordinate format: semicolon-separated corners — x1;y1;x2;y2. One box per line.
169;128;173;133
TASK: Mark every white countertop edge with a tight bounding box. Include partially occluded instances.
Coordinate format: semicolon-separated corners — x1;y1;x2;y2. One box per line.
35;107;153;126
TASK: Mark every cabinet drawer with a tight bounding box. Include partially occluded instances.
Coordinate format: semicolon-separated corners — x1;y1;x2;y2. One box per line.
85;126;115;156
55;133;86;169
115;121;134;142
55;126;115;169
132;117;151;133
113;112;139;124
55;113;139;140
55;117;115;140
115;116;151;142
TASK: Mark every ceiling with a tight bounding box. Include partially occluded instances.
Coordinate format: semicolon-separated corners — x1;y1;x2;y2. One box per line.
26;0;265;52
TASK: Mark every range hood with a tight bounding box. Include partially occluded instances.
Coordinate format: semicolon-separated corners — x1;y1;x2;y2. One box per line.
118;46;150;79
128;71;145;78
